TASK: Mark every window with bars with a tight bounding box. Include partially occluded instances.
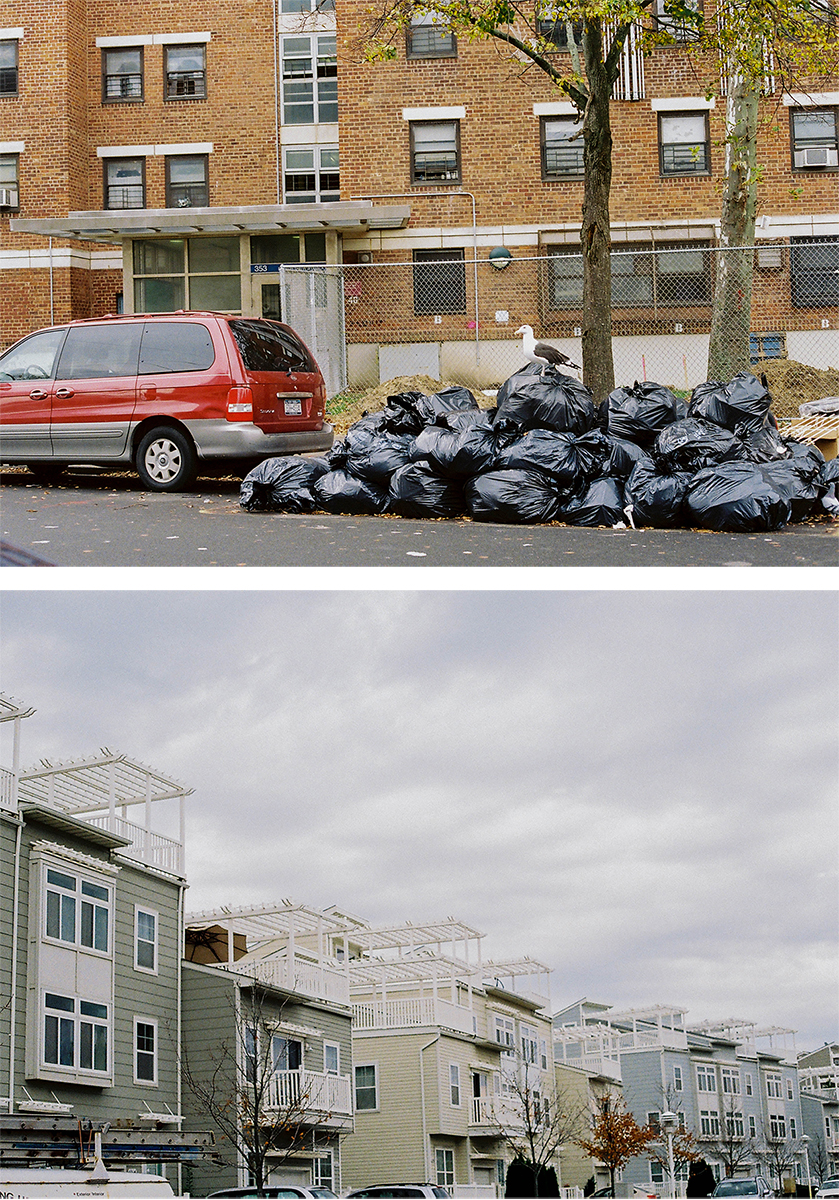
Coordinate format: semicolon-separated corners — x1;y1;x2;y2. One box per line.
102;46;143;102
547;241;712;310
659;111;710;175
104;157;145;209
165;44;206;99
535;8;583;47
413;248;466;315
283;145;339;203
407;15;457;57
410;120;460;183
652;0;703;40
281;35;337;125
165;155;209;208
541;116;584;179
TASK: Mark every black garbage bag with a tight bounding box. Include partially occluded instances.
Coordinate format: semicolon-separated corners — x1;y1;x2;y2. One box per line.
345;429;415;485
606;381;684;447
381;391;434;435
240;455;328;513
823;455;839;486
604;435;654;480
494;362;597;435
559;475;627;527
312;468;388;515
685;462;791;531
574;429;615;481
624;460;692;528
688;371;773;432
423;419;517;479
387;462;466;518
416;385;481;422
495;428;583;490
784;438;828;483
737;418;790;463
653;417;743;473
759;458;824;523
465;468;561;524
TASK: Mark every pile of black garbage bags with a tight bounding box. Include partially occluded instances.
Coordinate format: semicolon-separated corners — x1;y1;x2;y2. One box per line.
240;365;839;532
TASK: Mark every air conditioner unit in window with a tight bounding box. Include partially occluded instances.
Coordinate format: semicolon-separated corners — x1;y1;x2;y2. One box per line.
0;187;17;207
797;146;839;168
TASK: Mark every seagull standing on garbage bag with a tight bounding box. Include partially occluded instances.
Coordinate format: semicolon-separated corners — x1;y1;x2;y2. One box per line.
515;324;579;374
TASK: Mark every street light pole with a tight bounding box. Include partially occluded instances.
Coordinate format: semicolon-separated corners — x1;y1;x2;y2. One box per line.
660;1112;680;1198
802;1135;813;1198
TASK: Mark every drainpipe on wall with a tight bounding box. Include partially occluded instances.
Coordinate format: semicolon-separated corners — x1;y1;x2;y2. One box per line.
419;1034;440;1184
273;0;281;205
176;879;186;1198
7;705;34;1114
48;237;54;325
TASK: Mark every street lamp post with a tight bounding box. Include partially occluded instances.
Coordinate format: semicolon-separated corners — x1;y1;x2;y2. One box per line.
802;1135;813;1198
660;1111;680;1198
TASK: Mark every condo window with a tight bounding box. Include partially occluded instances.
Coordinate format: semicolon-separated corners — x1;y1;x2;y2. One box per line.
541;116;584;179
412;248;467;315
450;1063;461;1106
0;38;18;95
653;0;703;40
135;1018;157;1084
699;1109;720;1137
407;15;456;58
281;35;337;125
104;157;145;209
165;154;209;208
436;1149;454;1189
44;993;109;1074
791;107;839;170
410;120;460;183
283;145;339;203
659;111;710;175
165;44;206;99
44;868;111;952
135;908;158;972
535;9;583;48
355;1063;378;1110
697;1064;717;1093
0;153;19;210
102;46;143;102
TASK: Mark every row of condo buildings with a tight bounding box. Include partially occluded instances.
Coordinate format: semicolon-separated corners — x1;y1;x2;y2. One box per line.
0;0;836;394
2;695;837;1197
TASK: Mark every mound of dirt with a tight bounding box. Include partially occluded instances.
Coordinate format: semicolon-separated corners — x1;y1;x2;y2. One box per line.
752;358;839;420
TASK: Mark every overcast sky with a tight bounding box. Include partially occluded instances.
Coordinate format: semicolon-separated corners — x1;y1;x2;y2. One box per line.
2;587;836;1051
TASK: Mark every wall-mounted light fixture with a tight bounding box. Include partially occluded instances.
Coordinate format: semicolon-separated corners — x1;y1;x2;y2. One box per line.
489;246;512;270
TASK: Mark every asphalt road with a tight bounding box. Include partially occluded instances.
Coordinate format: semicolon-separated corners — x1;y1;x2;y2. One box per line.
1;467;837;569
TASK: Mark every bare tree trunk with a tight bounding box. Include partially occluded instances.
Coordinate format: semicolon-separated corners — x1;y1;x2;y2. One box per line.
581;17;615;404
707;72;759;380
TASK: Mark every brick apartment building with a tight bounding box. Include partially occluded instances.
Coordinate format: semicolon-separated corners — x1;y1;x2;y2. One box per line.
1;0;837;389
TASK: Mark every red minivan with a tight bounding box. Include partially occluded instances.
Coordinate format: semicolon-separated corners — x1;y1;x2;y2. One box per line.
0;312;333;490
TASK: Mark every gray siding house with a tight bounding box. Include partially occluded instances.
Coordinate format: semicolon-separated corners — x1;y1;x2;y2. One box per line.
0;692;212;1185
798;1044;839;1184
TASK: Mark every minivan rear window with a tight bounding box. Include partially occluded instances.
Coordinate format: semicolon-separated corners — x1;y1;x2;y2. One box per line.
57;323;143;380
229;320;314;373
139;321;216;374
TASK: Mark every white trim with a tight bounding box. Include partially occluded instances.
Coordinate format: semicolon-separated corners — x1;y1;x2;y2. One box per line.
155;142;214;155
134;905;159;976
96;35;153;47
783;91;839;106
153;31;212;44
133;1015;159;1087
0;249;122;269
533;102;578;116
32;840;120;876
0;27;24;39
651;96;715;111
0;142;25;154
402;106;465;121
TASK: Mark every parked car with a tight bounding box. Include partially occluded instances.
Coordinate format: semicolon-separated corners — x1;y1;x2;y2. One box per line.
0;312;333;490
712;1179;773;1198
345;1187;451;1198
816;1182;839;1199
208;1188;336;1198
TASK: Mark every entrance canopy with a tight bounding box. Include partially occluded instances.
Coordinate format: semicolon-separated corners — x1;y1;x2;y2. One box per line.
12;200;411;243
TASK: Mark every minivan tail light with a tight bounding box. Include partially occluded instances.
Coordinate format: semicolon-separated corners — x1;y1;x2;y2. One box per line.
226;386;254;421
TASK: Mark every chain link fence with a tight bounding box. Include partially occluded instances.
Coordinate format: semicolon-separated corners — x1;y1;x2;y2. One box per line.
279;238;838;427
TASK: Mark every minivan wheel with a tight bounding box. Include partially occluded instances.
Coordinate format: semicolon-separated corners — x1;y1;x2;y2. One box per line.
136;427;197;491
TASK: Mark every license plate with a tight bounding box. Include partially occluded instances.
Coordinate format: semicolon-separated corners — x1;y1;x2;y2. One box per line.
283;397;302;416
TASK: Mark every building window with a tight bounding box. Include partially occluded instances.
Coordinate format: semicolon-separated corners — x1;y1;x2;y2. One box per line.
412;248;466;315
133;237;242;313
541;116;584;179
165;155;209;207
787;1078;795;1100
659;111;710;175
536;9;583;47
744;1073;753;1096
770;1113;787;1140
0;39;18;95
540;1038;549;1070
410;120;460;183
766;1074;783;1099
790;1118;797;1138
45;868;110;953
102;47;143;102
653;0;702;40
314;1154;333;1190
436;1148;455;1189
697;1064;717;1093
283;145;339;203
272;1035;302;1072
494;1015;516;1051
521;1024;539;1065
104;157;145;209
700;1109;720;1137
547;240;712;311
0;152;19;210
135;1018;157;1084
721;1068;741;1094
450;1064;461;1106
407;15;456;58
791;235;839;306
43;993;109;1074
791;107;839;170
135;908;157;972
749;1115;757;1138
165;45;206;99
725;1110;745;1138
281;35;337;125
324;1042;340;1075
355;1063;378;1110
281;0;335;13
673;1065;684;1091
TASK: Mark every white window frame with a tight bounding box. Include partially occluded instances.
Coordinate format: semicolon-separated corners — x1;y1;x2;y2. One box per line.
494;1015;516;1053
700;1108;720;1137
697;1063;717;1093
521;1023;538;1065
749;1114;757;1138
134;1016;158;1086
282;144;339;204
44;865;112;955
436;1147;455;1189
744;1072;753;1096
766;1073;783;1099
324;1041;340;1075
770;1112;787;1139
354;1062;378;1111
280;34;337;126
722;1067;741;1094
450;1063;461;1106
135;906;158;974
42;990;110;1078
673;1065;684;1091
